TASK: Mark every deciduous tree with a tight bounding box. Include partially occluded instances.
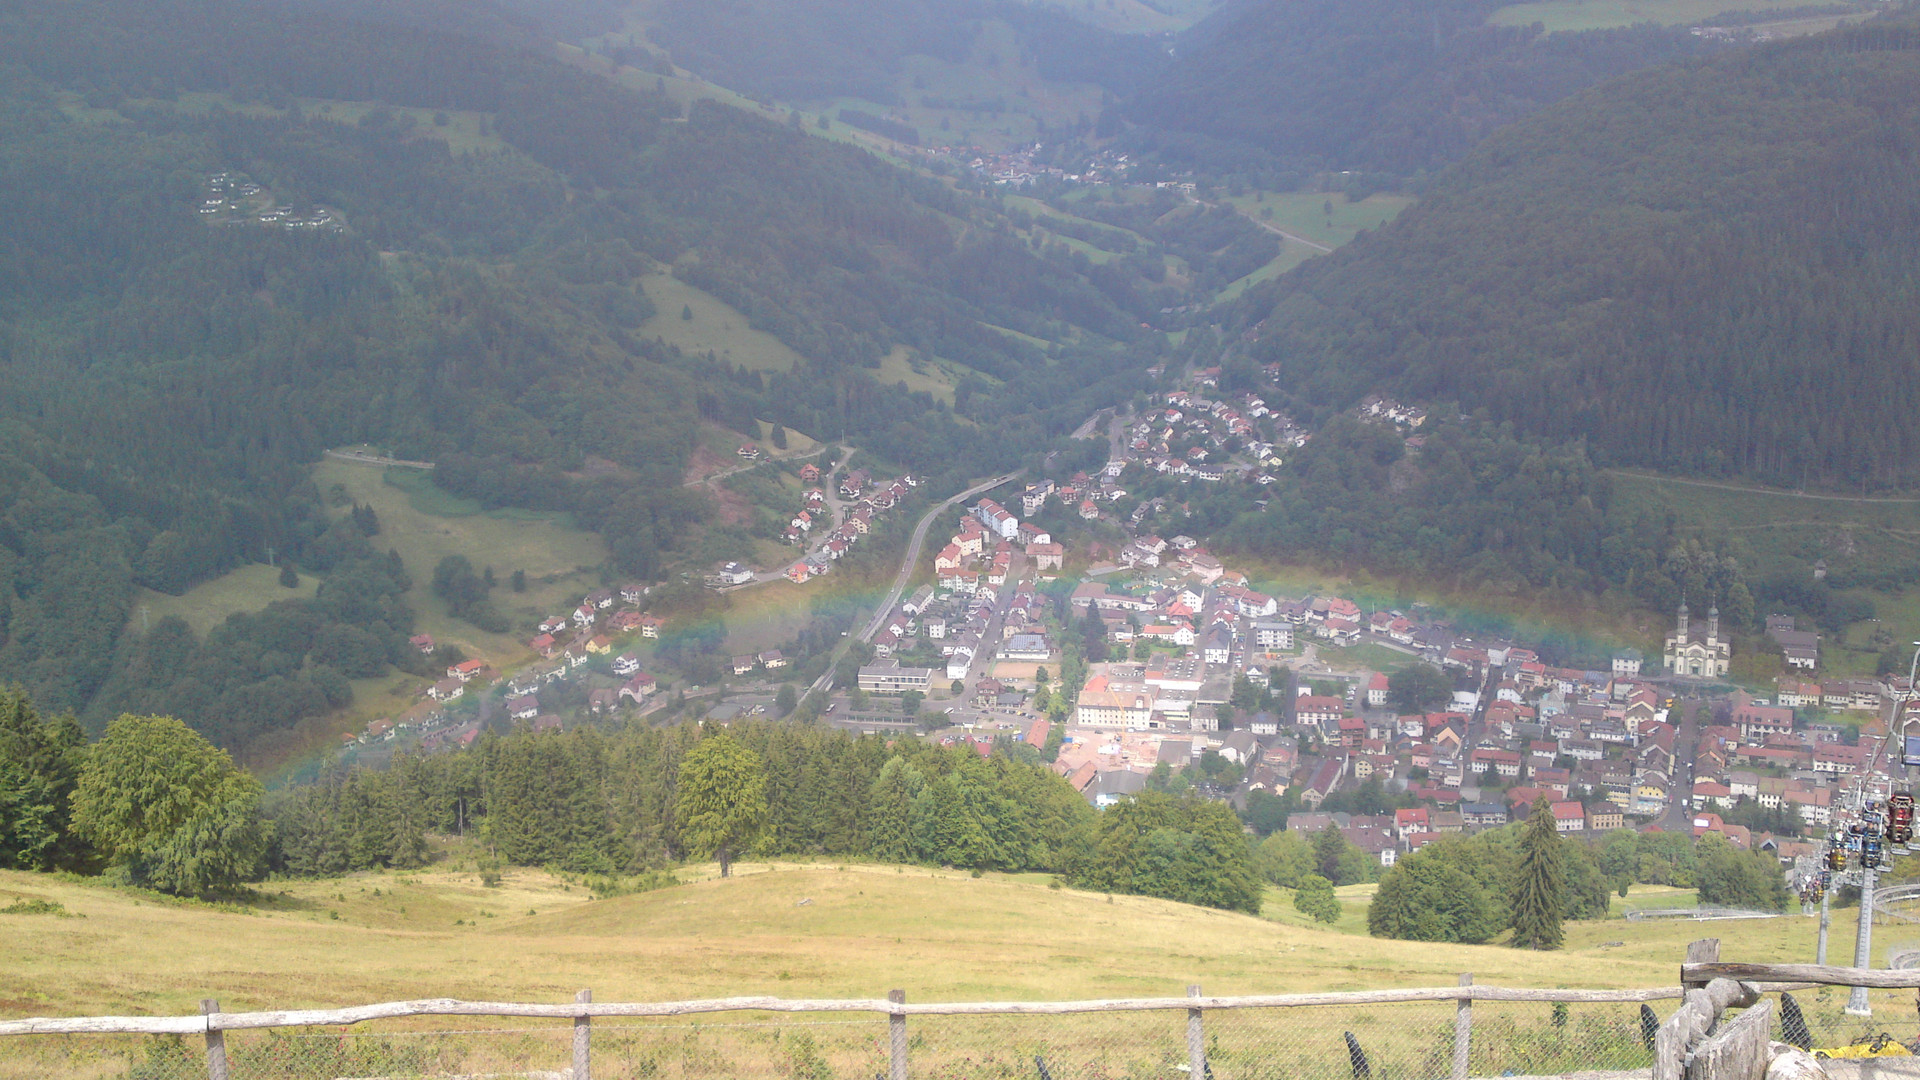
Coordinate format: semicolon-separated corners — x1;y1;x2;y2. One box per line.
1294;872;1342;923
674;733;768;877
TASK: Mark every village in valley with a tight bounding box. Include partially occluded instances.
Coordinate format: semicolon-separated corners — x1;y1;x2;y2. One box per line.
336;363;1904;901
823;370;1905;889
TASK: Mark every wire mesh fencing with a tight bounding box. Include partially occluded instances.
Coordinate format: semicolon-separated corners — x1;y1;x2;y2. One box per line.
17;987;1912;1080
0;1016;894;1080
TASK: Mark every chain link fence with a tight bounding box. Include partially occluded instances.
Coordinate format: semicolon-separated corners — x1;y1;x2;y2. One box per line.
9;986;1916;1080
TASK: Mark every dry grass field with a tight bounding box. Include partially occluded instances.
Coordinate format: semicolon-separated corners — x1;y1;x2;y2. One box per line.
0;861;1866;1020
6;864;1910;1080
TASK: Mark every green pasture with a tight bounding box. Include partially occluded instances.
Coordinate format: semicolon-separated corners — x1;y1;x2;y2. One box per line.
1221;191;1416;250
637;271;807;374
316;460;609;664
874;346;995;406
1321;640;1420;674
1207;192;1414;302
131;563;319;636
1261;882;1378;935
1487;0;1869;32
74;91;508;154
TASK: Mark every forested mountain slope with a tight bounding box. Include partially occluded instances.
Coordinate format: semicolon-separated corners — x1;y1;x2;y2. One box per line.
1123;0;1714;180
638;0;1163;104
1238;17;1920;488
0;0;1159;742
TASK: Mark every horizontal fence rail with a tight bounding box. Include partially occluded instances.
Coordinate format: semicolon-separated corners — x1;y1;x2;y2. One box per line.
0;986;1692;1038
1685;961;1920;990
10;937;1860;1080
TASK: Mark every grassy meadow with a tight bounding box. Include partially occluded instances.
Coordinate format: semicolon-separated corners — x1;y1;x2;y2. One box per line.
57;90;510;154
131;564;318;636
1487;0;1873;32
316;462;609;659
636;271;807;374
1211;191;1416;299
0;863;1854;1020
1221;191;1416;251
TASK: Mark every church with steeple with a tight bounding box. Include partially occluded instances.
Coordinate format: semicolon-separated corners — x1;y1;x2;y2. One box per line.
1664;600;1730;678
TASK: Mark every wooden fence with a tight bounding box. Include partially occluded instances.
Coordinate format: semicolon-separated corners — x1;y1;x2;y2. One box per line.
0;981;1690;1080
1653;937;1920;1080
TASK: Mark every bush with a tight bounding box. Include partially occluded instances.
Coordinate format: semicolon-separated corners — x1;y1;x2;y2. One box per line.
1293;873;1342;923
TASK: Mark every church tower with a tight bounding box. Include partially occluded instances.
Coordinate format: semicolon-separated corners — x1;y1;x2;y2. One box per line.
1676;600;1689;641
1707;605;1720;646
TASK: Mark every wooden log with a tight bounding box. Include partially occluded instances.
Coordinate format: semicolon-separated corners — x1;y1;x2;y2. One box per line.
1685;964;1920;990
1706;980;1763;1016
0;985;1692;1038
1655;1007;1691;1080
0;1016;209;1036
1687;1002;1772;1080
1763;1043;1827;1080
1687;941;1723;989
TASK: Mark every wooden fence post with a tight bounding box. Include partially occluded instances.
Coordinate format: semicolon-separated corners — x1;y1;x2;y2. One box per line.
1452;974;1472;1080
1188;985;1206;1080
888;989;907;1080
200;1000;229;1080
572;989;591;1080
1687;1000;1771;1080
1684;940;1720;989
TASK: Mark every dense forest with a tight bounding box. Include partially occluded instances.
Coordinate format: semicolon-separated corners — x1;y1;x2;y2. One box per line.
0;0;1164;741
1233;17;1920;488
1123;0;1714;183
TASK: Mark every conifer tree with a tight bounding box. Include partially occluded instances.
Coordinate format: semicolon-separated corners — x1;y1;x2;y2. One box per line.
1511;797;1565;950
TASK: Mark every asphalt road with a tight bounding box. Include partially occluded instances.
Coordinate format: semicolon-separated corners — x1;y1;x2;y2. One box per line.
856;471;1023;644
804;470;1022;700
1657;698;1703;832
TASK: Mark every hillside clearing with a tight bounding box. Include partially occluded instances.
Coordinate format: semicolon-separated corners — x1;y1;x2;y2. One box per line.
637;271;807;374
313;458;608;672
130;564;318;636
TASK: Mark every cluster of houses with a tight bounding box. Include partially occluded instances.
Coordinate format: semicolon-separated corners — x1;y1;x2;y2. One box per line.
341;582;672;755
1105;388;1308;490
779;464;918;586
522;584;662;707
859;498;1062;690
1355;395;1428;430
935;143;1142;188
1028;447;1892;838
199;171;342;232
931;498;1062;592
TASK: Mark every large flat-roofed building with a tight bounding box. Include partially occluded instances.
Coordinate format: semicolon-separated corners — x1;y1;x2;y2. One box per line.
1074;688;1156;729
858;663;934;694
999;634;1053;661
